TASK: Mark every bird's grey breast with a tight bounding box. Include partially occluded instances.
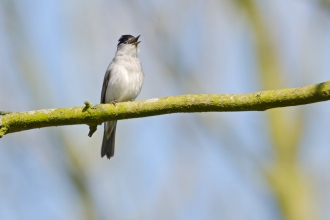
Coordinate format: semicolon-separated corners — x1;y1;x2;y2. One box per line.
105;56;144;103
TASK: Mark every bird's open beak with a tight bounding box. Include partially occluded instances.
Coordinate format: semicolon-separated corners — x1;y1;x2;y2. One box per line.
132;41;141;46
132;35;141;46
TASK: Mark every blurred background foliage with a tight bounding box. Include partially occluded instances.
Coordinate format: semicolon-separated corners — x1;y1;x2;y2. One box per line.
1;0;330;220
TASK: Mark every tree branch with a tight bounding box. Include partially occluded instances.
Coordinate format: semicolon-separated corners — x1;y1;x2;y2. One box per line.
1;81;330;138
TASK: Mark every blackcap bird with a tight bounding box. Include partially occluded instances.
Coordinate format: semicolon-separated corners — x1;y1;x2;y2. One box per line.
100;35;144;159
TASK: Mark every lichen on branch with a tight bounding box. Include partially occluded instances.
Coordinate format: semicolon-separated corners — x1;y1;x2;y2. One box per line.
1;81;330;137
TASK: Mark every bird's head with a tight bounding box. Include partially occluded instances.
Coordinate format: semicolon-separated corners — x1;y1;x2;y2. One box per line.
116;35;141;57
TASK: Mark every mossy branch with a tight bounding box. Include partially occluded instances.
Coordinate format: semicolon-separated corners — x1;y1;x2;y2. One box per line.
1;81;330;138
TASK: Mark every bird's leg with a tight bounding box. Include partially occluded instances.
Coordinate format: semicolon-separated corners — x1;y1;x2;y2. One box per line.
109;100;118;106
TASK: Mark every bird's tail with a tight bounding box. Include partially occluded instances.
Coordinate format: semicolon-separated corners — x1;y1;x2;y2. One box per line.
101;121;117;159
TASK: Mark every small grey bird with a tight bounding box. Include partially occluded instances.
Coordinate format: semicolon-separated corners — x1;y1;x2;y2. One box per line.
100;35;144;159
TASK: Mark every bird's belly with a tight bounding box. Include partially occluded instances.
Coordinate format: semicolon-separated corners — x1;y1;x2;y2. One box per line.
105;70;143;103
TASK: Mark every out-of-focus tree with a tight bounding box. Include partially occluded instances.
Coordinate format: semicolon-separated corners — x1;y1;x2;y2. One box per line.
233;1;315;219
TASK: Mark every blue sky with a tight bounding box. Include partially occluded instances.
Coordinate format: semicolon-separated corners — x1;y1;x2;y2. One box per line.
1;0;330;219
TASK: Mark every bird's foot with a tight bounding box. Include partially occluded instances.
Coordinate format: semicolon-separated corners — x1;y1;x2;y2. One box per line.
109;100;118;106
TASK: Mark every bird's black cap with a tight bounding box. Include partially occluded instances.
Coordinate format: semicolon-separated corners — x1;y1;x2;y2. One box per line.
118;35;141;46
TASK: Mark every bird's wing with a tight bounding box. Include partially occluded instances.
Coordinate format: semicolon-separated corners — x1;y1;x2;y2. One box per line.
101;68;111;104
